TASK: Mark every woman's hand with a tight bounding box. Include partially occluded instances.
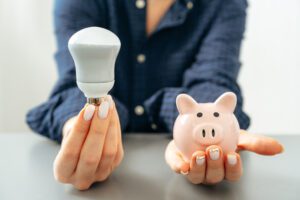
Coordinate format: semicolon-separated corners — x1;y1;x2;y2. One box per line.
53;96;124;190
165;130;284;184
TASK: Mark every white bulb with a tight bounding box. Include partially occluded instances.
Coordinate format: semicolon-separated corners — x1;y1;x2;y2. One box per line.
68;27;121;101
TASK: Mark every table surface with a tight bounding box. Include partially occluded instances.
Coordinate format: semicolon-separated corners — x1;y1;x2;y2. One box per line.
0;133;299;200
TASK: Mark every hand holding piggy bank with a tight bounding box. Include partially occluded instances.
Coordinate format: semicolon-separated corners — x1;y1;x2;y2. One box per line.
166;92;283;184
173;92;239;162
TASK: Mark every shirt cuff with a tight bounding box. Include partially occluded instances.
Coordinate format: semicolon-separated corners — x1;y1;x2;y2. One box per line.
144;84;250;133
144;87;185;132
26;87;85;143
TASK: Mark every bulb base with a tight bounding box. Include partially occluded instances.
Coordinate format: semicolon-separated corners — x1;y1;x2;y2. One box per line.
87;98;102;105
77;81;114;98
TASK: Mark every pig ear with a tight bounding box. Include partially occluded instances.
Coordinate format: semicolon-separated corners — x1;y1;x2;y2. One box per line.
176;94;198;114
215;92;237;112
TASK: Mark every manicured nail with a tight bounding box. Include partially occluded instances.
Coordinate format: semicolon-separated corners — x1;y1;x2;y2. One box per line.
180;170;189;175
196;155;205;165
209;148;220;160
107;95;114;108
227;154;237;165
83;104;95;121
98;101;109;119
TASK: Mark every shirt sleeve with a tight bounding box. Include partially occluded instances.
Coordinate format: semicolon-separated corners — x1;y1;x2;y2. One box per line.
26;0;129;142
144;0;250;132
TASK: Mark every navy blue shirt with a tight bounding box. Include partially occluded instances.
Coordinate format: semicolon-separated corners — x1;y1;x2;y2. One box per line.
26;0;250;142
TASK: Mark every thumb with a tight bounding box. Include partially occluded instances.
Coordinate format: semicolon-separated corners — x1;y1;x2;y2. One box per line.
237;130;284;155
165;140;190;174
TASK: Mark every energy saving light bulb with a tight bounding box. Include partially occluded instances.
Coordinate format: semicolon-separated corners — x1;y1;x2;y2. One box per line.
68;27;121;105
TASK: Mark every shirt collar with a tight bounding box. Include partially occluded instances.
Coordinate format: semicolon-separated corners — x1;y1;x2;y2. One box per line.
149;0;194;37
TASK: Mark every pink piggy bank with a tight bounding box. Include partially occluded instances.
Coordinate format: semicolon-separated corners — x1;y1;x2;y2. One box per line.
173;92;240;162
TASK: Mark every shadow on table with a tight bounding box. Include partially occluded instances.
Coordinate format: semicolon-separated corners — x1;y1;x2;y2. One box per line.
27;136;257;200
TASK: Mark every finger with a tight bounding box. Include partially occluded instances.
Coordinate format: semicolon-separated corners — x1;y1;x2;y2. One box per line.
186;151;206;184
104;95;123;169
75;98;112;181
205;145;224;184
112;134;124;169
165;141;189;174
225;152;243;182
112;107;124;169
73;179;93;191
61;116;77;142
54;104;95;181
238;130;284;155
95;105;119;181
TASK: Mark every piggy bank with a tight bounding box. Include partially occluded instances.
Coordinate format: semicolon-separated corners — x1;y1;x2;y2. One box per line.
173;92;240;162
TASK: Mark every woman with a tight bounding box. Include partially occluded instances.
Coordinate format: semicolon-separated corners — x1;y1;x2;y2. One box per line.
26;0;283;190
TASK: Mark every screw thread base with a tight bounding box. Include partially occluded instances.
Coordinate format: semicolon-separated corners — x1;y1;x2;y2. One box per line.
87;98;102;105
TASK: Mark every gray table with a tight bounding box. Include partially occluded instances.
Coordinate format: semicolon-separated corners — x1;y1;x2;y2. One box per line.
0;133;299;200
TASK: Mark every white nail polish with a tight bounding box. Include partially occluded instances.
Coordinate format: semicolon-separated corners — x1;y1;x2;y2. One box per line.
107;96;114;108
196;155;205;165
98;101;109;119
83;105;95;121
180;170;189;175
209;148;220;160
227;154;237;165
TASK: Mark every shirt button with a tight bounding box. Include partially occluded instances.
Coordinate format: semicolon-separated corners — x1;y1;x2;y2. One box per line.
151;123;157;130
135;0;145;9
134;105;144;116
186;1;193;10
137;54;146;63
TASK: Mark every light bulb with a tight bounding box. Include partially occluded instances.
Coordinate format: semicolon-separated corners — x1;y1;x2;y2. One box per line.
68;27;121;104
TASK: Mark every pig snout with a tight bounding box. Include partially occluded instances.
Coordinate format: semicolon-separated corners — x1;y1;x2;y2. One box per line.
193;123;223;146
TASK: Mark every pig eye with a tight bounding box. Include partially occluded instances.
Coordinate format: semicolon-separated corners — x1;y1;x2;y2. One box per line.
213;112;220;117
197;112;203;118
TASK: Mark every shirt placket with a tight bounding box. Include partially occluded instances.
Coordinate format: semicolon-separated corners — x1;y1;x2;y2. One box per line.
130;0;150;131
129;0;194;131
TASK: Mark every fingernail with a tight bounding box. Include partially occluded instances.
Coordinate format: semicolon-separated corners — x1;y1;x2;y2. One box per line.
180;170;189;175
98;101;110;119
107;96;114;108
209;148;220;160
196;155;205;165
84;105;95;121
227;154;237;165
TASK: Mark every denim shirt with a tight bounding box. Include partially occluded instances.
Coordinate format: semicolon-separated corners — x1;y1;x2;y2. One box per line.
26;0;250;142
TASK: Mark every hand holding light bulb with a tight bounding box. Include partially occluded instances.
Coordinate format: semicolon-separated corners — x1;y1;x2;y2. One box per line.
53;27;124;190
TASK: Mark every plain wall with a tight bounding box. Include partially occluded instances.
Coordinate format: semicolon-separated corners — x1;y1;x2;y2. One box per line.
0;0;299;134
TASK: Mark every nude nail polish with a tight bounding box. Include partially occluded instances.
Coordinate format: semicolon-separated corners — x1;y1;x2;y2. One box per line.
196;155;205;165
98;101;109;119
84;104;95;121
209;148;220;160
227;154;237;165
